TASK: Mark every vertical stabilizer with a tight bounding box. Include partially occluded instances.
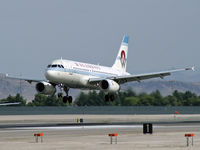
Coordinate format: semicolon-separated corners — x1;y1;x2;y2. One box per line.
112;35;129;73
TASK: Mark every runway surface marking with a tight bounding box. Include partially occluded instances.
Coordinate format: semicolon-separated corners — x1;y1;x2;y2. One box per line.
12;125;142;130
0;124;199;132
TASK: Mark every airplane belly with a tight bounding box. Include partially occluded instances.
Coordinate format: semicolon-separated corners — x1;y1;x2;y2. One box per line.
52;71;78;85
63;73;97;89
46;70;98;89
64;73;80;85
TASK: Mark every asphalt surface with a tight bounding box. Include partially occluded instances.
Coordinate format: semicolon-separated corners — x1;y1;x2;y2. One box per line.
0;115;200;150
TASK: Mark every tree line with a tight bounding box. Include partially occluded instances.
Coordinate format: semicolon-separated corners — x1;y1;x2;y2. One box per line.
0;90;200;106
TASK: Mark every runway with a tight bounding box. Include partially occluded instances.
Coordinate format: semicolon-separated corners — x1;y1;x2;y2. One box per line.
2;123;200;130
0;115;200;150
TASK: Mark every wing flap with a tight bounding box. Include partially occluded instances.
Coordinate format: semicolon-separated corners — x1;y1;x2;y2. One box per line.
111;72;171;84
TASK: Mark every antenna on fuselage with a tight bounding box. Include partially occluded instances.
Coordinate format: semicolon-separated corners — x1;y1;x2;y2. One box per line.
60;57;64;65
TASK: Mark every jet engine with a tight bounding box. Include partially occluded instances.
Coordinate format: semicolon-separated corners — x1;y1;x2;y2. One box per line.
35;81;56;95
99;79;120;93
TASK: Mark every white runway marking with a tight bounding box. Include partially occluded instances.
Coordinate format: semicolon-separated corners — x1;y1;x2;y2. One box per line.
13;125;142;131
0;124;199;132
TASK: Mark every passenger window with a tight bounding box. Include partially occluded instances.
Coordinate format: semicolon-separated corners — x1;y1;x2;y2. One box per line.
58;65;61;68
47;65;51;68
52;65;57;67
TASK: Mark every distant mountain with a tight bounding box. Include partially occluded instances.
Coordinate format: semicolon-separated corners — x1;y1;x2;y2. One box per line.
0;74;200;102
166;71;200;82
0;74;36;101
123;79;200;96
0;74;79;101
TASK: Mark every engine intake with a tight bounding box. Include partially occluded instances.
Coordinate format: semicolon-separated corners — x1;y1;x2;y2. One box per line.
100;79;120;93
36;81;56;95
101;80;109;89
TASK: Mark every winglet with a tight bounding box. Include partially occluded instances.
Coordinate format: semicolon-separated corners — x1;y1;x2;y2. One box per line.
185;66;195;71
192;66;195;71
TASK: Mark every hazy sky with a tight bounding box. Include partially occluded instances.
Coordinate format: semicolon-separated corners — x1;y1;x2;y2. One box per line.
0;0;199;81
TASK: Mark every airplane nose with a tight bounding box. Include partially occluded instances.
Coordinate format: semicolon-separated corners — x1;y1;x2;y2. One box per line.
45;70;54;80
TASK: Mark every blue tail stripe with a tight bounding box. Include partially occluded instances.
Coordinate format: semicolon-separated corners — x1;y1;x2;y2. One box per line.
122;35;129;44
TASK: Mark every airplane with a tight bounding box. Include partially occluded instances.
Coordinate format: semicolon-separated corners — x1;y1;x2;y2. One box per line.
6;35;194;103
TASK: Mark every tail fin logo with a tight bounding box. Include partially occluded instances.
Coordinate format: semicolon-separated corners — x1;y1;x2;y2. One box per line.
120;50;126;68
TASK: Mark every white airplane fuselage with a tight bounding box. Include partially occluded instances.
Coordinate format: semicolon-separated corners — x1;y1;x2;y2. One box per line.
45;59;129;90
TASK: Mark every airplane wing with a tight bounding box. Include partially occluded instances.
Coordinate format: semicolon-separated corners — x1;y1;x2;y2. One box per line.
0;102;20;106
4;74;43;83
89;67;194;84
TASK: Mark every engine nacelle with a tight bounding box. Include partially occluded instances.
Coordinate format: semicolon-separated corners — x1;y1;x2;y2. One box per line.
99;79;120;93
35;81;56;95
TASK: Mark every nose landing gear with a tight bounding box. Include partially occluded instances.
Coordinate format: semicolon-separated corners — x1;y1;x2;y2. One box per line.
63;96;73;103
57;93;63;98
57;84;73;104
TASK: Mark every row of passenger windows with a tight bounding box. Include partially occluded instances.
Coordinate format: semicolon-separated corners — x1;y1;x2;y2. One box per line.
47;64;64;68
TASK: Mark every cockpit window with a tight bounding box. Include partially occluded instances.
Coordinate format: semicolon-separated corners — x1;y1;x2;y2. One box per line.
52;65;57;67
48;64;64;68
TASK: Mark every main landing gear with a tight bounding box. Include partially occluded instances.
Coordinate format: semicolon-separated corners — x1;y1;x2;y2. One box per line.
105;94;115;102
57;85;73;104
62;95;72;103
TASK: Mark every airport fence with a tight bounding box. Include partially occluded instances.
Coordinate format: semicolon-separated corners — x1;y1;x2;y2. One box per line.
0;106;199;115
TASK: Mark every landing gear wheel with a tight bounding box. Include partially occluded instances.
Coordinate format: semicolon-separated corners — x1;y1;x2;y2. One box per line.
110;94;115;101
68;96;73;103
105;94;109;102
63;96;68;103
61;86;73;103
58;93;63;98
63;96;73;103
105;94;115;102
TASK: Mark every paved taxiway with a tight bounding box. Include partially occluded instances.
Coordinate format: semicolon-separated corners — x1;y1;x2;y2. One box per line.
0;115;200;150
